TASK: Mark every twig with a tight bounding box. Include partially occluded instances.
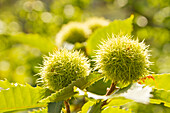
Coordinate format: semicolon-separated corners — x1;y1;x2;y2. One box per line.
105;82;117;96
101;82;117;108
64;99;71;113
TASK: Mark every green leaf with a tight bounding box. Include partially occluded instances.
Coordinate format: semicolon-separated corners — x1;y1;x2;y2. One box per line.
105;97;133;107
102;106;132;113
10;33;56;53
48;101;63;113
151;89;170;107
0;80;47;112
87;79;111;95
40;73;104;103
124;102;170;113
87;101;102;113
81;101;96;113
143;73;170;90
86;15;134;56
81;101;103;113
137;74;170;107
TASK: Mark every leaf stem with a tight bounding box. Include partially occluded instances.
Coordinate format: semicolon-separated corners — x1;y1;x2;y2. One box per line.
106;82;117;96
101;81;117;107
64;99;71;113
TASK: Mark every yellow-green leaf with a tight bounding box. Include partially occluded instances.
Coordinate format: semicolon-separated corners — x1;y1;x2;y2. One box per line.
102;106;132;113
81;101;96;113
151;89;170;107
144;73;170;90
0;80;47;112
105;97;133;107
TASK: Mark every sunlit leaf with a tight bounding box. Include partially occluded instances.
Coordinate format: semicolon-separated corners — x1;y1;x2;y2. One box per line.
151;89;170;107
81;101;96;113
124;102;170;113
105;97;133;107
143;73;170;90
102;106;132;113
87;101;102;113
0;80;47;112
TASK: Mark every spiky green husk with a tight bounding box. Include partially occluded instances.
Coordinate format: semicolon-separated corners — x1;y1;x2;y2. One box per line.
55;22;91;47
39;49;90;91
85;17;110;32
96;35;151;83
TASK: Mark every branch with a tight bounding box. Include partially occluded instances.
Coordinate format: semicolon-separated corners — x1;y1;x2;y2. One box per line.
101;82;117;107
64;99;71;113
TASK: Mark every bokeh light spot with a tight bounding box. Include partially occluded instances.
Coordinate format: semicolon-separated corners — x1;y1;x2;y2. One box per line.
0;61;10;71
154;7;170;23
64;5;75;18
16;66;26;75
8;21;21;33
23;1;32;12
41;12;53;23
137;16;148;27
0;20;6;34
32;0;44;11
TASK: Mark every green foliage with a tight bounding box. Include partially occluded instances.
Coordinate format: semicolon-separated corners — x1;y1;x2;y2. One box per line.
143;74;170;90
0;41;43;84
81;100;102;113
86;101;102;113
79;82;155;112
136;27;170;48
81;101;96;113
38;49;90;91
105;97;133;107
40;73;104;103
124;102;170;113
0;0;170;113
87;78;111;95
79;80;170;112
0;80;46;113
151;89;170;107
102;106;132;113
86;15;134;56
96;35;151;83
137;74;170;107
81;98;132;113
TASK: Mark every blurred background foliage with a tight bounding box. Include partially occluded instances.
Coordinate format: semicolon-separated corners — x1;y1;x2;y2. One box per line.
0;0;169;91
0;0;170;113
